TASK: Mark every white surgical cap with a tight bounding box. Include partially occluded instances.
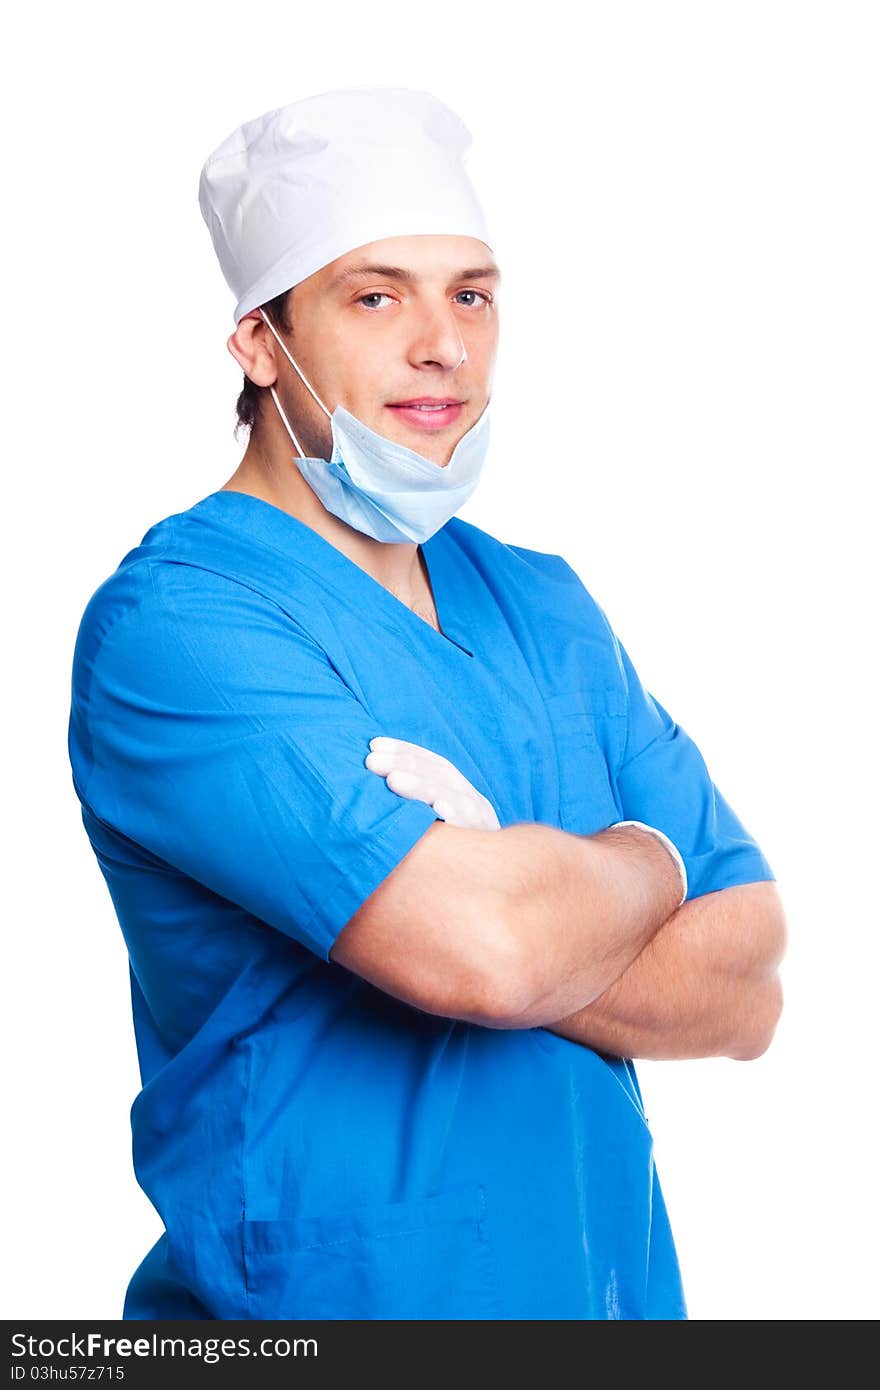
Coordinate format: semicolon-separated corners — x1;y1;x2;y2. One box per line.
198;86;493;325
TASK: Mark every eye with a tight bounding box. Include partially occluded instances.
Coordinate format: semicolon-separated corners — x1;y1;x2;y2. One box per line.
455;290;492;308
357;292;396;310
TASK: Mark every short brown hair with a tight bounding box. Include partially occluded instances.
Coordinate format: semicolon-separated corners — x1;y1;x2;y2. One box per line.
233;287;294;439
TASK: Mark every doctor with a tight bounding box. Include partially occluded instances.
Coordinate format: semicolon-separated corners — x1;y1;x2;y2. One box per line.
68;87;786;1320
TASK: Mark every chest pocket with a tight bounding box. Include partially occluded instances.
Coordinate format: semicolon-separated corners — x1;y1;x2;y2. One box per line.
543;686;627;834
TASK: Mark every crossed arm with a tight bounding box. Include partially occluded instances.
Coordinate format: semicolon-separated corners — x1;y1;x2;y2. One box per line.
364;738;787;1062
543;878;787;1061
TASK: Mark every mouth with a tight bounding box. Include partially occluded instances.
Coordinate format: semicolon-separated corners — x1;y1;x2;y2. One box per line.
386;397;464;430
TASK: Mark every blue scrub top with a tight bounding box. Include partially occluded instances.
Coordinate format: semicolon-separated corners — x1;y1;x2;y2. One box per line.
67;490;775;1321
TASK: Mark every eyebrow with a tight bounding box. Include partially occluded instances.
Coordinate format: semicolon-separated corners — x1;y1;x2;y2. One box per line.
326;261;501;290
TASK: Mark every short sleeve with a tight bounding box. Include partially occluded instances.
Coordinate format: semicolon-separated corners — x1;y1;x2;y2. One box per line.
69;560;442;962
609;629;775;901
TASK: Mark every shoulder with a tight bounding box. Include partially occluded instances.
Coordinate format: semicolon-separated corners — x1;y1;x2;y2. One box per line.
443;516;626;685
444;515;611;610
445;514;561;570
71;507;297;692
73;493;314;638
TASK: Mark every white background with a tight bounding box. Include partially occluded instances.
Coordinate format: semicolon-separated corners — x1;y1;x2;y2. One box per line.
3;0;877;1321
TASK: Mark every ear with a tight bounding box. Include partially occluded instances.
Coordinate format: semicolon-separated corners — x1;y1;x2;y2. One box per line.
226;310;278;387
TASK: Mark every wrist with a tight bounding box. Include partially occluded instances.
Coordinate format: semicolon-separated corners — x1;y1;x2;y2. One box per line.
599;820;688;911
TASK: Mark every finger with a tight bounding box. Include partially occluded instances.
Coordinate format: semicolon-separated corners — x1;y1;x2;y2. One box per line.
370;737;453;776
384;768;434;803
435;792;485;829
432;797;475;826
365;750;394;773
366;749;448;783
366;744;462;796
390;745;488;803
445;791;498;830
367;742;499;828
383;773;468;826
370;736;434;754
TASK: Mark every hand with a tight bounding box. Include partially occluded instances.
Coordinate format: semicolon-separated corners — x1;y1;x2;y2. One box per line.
365;737;500;830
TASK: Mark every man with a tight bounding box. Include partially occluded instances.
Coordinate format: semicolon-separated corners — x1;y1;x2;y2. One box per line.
67;87;786;1321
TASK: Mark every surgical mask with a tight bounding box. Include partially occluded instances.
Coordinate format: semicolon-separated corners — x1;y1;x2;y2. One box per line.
257;308;490;544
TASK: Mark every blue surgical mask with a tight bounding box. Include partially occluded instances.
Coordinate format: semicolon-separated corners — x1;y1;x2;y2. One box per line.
257;308;490;544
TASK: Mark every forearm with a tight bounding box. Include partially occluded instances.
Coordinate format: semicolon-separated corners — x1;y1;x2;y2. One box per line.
492;821;683;1028
543;881;787;1060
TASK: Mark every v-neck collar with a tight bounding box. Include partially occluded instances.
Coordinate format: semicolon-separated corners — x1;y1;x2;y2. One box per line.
189;489;475;660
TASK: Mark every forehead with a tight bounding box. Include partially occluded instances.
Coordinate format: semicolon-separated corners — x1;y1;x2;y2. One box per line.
313;234;501;291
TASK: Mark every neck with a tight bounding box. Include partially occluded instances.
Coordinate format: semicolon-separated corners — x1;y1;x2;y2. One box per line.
220;420;428;602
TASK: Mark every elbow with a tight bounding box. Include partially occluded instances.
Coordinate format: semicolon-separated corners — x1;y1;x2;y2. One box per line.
471;892;614;1031
468;906;544;1029
727;896;789;1060
472;920;603;1031
728;972;785;1061
470;939;537;1029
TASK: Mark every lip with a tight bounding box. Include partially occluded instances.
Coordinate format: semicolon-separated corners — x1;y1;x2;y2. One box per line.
386;399;464;430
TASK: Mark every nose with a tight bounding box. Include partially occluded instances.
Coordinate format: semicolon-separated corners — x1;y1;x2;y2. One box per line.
407;302;468;371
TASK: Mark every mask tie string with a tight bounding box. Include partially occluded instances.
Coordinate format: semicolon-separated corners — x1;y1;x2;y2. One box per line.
258;307;334;459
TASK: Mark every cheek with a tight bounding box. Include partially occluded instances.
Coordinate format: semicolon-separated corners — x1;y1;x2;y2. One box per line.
468;328;498;376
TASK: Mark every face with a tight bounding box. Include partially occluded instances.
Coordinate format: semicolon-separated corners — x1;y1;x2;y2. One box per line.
229;234;501;467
